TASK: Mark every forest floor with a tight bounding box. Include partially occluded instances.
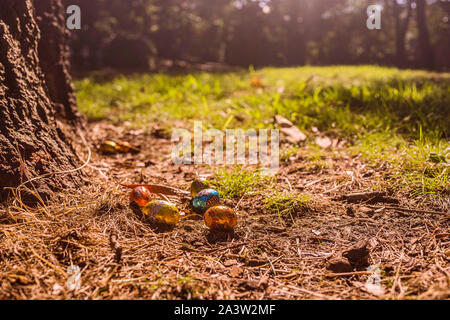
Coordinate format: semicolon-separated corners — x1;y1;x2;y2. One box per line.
0;66;449;300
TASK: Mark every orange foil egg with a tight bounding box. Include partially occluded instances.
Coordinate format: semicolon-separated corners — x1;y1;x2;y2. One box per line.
204;206;237;232
130;186;152;207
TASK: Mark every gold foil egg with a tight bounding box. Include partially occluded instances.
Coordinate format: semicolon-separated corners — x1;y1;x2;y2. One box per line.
190;178;211;197
99;140;118;154
142;200;180;226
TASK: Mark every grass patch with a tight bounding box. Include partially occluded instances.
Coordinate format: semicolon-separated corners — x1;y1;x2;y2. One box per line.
214;166;272;199
264;191;311;217
74;66;449;139
354;128;449;197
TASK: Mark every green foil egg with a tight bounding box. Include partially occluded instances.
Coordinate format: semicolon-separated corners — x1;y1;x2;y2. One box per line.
192;189;220;214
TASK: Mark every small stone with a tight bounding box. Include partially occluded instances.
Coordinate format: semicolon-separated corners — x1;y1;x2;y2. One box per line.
52;283;63;295
327;257;353;273
315;136;332;149
275;115;306;144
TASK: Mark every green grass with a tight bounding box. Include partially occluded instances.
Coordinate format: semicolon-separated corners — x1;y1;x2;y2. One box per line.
74;66;450;197
354;127;449;197
75;66;449;137
213;166;273;199
264;191;311;217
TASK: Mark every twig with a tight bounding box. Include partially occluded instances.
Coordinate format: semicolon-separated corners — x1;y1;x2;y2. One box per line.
120;183;189;196
109;232;123;263
322;181;352;195
434;257;450;286
285;285;336;299
264;254;277;276
29;247;67;277
304;178;323;188
284;178;293;192
204;242;246;254
326;271;373;277
435;233;450;239
366;205;448;216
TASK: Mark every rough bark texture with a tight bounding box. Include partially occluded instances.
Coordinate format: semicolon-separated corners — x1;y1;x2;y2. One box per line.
416;0;434;69
34;0;84;124
393;0;412;67
0;0;84;202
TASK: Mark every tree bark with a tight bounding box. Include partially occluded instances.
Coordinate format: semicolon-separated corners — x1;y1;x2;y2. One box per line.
0;0;84;203
416;0;435;69
393;0;412;67
34;0;84;124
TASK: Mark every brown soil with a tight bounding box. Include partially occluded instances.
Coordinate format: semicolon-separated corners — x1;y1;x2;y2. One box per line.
0;122;448;300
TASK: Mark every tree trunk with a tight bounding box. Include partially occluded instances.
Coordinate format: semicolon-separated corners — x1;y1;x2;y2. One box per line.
34;0;84;124
415;0;434;69
393;0;412;67
0;0;85;203
285;0;306;66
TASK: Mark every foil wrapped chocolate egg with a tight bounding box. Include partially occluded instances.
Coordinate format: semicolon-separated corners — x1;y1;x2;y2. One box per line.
190;178;211;197
99;140;118;154
116;141;132;153
204;206;237;232
129;186;152;207
142;200;180;226
116;141;140;154
192;189;220;214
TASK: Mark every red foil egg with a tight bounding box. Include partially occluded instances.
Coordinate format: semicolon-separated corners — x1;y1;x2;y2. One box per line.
129;186;152;207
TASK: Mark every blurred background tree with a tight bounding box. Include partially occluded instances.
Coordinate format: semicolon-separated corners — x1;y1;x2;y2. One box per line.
64;0;450;71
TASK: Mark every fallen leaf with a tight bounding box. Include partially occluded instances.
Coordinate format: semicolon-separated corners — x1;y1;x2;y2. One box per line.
250;77;265;88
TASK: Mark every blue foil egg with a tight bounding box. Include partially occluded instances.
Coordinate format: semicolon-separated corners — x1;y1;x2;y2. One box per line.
192;189;220;214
